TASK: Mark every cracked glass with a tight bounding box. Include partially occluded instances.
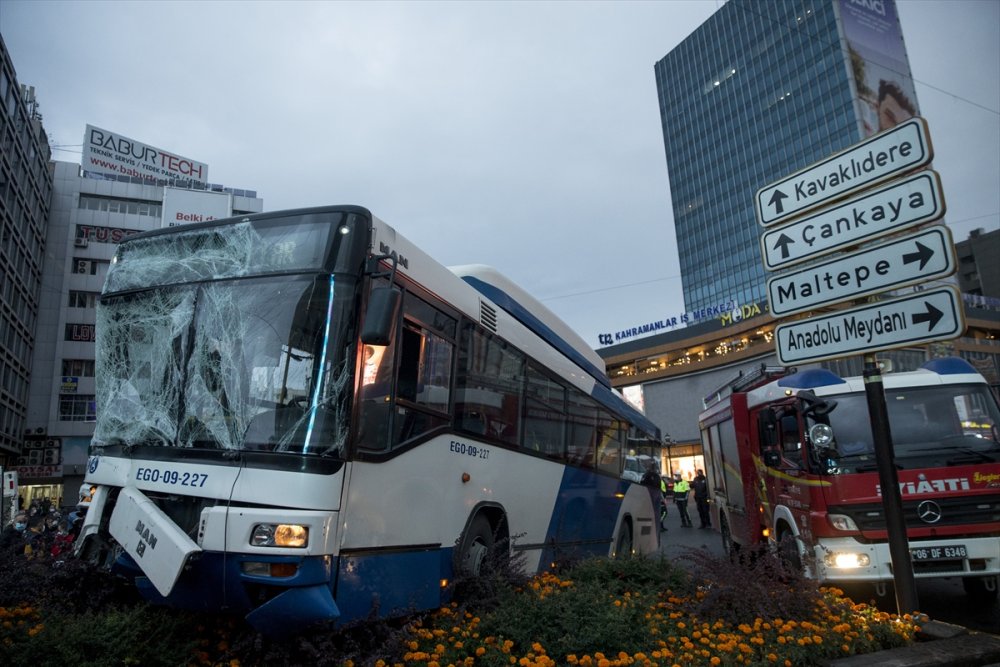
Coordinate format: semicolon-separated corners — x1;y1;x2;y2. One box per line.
94;219;354;457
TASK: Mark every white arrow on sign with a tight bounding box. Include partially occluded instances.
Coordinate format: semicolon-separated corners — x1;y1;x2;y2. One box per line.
774;285;965;366
767;225;956;317
755;117;933;228
760;170;945;272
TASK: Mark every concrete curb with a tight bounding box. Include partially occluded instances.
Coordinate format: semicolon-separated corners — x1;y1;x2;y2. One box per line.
825;621;1000;666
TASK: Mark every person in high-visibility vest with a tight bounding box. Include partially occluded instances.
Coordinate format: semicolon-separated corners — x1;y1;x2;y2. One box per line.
671;472;692;527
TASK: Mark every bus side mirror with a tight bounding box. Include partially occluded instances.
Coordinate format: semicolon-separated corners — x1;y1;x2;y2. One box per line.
360;286;401;346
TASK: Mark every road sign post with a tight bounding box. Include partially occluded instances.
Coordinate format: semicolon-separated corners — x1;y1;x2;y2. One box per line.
755;117;933;228
756;116;961;619
862;354;920;616
767;225;956;317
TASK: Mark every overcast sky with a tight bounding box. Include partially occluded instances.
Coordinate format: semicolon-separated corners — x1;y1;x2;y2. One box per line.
2;0;997;349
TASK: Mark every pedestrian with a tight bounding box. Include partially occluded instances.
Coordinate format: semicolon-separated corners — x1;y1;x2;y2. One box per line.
640;462;665;527
692;469;711;528
659;475;669;531
0;511;28;552
672;472;692;527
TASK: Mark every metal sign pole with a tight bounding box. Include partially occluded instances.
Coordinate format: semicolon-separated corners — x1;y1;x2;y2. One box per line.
863;353;919;615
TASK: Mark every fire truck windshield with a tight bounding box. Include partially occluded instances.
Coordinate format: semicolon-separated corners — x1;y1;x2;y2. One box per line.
814;383;1000;472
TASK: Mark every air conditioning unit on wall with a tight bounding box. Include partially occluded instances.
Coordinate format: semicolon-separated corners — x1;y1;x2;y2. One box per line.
74;238;88;248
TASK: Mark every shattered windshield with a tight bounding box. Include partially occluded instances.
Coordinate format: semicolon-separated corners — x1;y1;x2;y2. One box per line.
816;383;1000;472
93;214;363;457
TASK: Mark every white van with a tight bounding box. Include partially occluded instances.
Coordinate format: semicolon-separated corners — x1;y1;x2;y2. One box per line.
622;455;658;482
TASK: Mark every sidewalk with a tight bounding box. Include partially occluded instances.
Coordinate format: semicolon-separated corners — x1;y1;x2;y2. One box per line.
656;500;723;561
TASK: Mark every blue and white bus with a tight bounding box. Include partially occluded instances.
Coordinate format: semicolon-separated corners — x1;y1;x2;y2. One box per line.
77;205;663;635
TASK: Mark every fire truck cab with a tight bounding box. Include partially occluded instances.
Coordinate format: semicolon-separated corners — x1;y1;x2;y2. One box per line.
700;357;1000;600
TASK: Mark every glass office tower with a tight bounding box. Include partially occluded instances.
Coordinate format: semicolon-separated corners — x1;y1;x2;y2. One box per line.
655;0;918;314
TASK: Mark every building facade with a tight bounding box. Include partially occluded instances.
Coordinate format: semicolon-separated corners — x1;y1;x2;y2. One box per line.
654;0;919;315
21;161;263;505
956;228;1000;299
0;35;52;472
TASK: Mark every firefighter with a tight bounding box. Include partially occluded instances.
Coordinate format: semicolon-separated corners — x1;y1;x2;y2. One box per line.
672;472;692;527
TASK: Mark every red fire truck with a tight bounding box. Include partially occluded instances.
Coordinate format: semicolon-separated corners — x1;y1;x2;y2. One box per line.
699;357;1000;599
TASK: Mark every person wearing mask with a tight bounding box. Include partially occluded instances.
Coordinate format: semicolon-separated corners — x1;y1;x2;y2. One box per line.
692;469;711;529
672;472;692;528
0;511;28;552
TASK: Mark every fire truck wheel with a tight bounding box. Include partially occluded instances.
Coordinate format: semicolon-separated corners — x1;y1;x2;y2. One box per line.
777;530;802;573
962;576;999;602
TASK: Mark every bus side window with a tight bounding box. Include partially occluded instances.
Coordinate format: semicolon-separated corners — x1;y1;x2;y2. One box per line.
566;393;597;468
596;416;623;475
455;324;523;447
523;363;565;458
390;295;456;445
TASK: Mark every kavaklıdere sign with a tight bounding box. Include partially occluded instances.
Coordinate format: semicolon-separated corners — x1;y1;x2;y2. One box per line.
83;125;209;185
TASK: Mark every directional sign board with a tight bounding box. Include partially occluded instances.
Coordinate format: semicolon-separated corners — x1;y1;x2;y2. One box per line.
760;170;945;272
774;286;965;366
767;225;956;317
755;117;933;228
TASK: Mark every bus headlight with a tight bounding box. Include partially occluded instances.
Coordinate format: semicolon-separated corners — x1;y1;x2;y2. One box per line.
251;523;309;548
824;552;871;569
827;514;859;531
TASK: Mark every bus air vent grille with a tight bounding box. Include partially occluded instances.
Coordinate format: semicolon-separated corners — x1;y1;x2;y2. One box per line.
480;301;498;332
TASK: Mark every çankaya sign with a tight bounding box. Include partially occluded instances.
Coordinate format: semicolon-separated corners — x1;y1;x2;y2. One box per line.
767;225;956;317
755;117;932;227
760;170;945;271
774;286;964;366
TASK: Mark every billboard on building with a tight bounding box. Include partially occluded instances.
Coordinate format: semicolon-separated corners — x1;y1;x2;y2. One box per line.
82;125;209;184
838;0;920;138
161;187;233;228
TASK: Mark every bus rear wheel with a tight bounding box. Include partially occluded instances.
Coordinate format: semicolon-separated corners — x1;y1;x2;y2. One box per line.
459;515;494;577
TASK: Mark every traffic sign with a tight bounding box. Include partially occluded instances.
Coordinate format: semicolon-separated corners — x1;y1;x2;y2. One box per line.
774;286;965;366
767;225;956;317
755;117;933;228
760;170;945;272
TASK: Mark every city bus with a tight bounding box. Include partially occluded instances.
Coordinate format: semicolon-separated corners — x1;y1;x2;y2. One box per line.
76;205;663;635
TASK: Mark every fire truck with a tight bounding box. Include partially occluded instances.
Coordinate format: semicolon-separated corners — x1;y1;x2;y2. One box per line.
699;356;1000;599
